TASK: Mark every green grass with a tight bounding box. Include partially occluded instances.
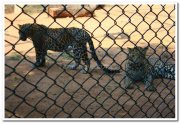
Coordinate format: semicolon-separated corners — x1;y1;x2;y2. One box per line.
23;5;44;14
61;52;73;60
5;73;11;77
47;52;73;63
9;52;22;61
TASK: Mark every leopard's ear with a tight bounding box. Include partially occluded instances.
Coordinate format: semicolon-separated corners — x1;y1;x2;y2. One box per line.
144;46;148;51
128;47;133;52
18;24;22;28
143;46;148;53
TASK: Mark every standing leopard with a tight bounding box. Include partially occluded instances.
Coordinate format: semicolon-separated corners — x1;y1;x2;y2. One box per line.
18;23;120;74
125;46;175;91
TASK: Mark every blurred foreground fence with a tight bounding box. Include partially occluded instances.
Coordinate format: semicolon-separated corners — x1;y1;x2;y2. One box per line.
5;4;175;118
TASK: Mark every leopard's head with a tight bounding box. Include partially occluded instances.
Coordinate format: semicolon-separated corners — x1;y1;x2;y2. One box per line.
18;24;31;41
127;46;148;66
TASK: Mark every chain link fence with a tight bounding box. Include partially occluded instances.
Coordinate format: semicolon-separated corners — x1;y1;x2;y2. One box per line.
5;4;175;118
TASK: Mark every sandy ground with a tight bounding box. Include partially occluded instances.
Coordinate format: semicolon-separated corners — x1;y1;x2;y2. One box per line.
5;4;175;118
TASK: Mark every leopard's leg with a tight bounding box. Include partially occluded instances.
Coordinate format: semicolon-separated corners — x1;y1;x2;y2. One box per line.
33;48;47;67
80;47;90;73
67;59;80;70
71;47;89;74
144;75;156;91
124;76;134;89
67;48;81;70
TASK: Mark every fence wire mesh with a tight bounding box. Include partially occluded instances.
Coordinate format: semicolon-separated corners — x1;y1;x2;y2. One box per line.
5;4;175;118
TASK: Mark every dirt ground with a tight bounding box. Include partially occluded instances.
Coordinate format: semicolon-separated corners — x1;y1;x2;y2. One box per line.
5;4;175;118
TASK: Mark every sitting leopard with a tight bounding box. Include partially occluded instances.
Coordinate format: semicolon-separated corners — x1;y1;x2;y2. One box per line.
124;46;175;91
18;23;120;74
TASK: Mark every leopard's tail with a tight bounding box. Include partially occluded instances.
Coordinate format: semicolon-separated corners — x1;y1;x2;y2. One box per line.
87;38;120;74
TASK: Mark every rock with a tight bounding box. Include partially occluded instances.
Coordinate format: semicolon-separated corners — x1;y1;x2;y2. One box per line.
47;5;101;18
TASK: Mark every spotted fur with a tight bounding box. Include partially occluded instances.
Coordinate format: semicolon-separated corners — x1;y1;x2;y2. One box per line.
125;46;175;91
18;23;120;74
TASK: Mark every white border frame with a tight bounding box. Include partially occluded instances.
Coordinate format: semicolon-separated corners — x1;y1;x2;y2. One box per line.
1;0;179;122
